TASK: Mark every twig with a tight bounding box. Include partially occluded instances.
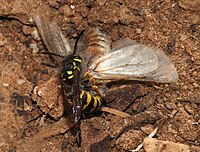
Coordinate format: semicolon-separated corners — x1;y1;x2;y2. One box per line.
100;107;130;118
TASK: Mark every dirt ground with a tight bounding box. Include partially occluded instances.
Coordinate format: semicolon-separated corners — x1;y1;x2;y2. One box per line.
0;0;199;152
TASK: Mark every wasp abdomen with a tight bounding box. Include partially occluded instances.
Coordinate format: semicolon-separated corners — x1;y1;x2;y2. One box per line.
84;28;111;58
80;90;102;113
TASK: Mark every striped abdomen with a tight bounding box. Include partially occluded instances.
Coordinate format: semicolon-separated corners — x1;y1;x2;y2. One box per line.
80;90;102;113
83;28;111;59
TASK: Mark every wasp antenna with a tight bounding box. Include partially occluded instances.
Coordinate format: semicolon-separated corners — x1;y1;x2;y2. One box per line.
73;30;85;55
41;51;65;58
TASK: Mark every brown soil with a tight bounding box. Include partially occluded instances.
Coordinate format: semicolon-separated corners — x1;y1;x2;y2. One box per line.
0;0;199;152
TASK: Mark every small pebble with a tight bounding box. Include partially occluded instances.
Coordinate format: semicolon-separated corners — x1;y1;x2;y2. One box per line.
30;43;39;53
179;0;200;12
169;109;178;118
33;86;38;95
136;28;142;34
29;17;34;24
143;138;190;152
184;104;194;115
0;33;7;47
97;0;107;6
59;5;73;17
17;79;26;85
179;34;188;41
164;101;176;110
22;25;31;36
31;27;41;41
38;90;43;97
2;83;9;87
141;124;154;135
70;4;75;9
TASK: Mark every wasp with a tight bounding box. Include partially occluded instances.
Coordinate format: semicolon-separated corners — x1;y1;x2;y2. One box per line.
33;15;178;145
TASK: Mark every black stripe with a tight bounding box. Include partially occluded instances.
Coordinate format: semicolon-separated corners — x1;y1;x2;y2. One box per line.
82;94;95;113
81;91;88;107
92;96;100;112
89;38;108;43
88;43;105;49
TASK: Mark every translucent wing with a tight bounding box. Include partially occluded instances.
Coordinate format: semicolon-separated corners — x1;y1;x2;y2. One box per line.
111;37;136;52
33;15;72;57
89;38;178;83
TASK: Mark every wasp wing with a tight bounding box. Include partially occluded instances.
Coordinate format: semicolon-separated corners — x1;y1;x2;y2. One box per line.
111;37;136;52
33;15;72;57
90;38;178;83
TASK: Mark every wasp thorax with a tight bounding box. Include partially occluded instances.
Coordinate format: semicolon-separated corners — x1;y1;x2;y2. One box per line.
61;55;82;84
62;56;82;67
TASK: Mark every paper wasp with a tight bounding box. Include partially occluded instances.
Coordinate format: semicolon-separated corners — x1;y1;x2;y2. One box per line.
33;15;178;145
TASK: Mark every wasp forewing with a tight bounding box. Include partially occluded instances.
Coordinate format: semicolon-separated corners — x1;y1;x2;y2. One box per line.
33;15;77;123
90;38;178;83
33;15;72;58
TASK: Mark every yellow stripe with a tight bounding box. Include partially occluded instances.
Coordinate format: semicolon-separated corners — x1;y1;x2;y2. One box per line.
82;92;91;110
97;97;102;107
68;75;73;79
90;97;98;112
73;58;82;63
83;72;89;78
73;62;76;69
67;71;73;75
80;90;84;98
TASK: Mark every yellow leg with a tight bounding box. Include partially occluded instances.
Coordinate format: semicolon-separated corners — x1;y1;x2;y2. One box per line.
83;72;101;94
83;72;96;85
91;85;101;94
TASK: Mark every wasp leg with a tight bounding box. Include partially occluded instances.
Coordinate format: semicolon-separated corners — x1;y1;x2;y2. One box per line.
74;121;81;147
82;85;101;94
83;72;96;85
